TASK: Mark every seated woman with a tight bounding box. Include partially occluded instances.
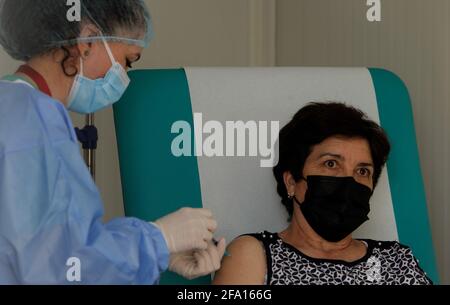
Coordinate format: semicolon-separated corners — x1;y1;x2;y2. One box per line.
213;102;432;285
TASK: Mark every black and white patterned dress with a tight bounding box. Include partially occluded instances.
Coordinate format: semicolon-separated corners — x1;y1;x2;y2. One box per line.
245;231;432;285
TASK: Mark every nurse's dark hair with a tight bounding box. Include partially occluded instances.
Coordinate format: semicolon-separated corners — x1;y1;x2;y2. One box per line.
0;0;148;76
273;102;391;216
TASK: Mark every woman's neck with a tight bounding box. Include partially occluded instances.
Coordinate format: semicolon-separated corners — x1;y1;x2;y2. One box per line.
24;55;74;106
279;210;366;262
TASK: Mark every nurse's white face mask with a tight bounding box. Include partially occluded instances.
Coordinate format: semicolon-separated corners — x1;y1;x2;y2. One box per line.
67;39;130;114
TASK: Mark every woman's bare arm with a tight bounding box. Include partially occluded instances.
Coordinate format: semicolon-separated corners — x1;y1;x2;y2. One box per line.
212;235;267;285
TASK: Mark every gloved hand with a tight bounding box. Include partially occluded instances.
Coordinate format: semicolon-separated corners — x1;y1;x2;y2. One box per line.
168;238;226;280
152;208;217;253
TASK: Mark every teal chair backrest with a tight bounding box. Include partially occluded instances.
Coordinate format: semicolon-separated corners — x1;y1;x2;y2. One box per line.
113;67;439;284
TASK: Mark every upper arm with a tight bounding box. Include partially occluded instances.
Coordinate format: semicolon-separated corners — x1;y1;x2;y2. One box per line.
0;147;169;284
212;235;267;285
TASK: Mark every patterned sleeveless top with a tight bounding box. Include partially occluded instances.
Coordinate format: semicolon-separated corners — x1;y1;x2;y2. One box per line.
246;231;432;285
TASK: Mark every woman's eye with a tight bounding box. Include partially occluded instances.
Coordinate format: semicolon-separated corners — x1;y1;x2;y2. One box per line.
358;168;371;177
324;160;337;168
126;59;133;69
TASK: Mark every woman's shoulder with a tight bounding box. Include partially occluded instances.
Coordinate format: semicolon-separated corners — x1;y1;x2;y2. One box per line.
363;239;410;250
212;232;268;285
238;230;279;243
228;231;274;253
0;81;74;152
363;239;418;259
364;239;432;284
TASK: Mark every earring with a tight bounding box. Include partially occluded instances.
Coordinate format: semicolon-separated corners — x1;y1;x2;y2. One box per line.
288;193;294;200
83;50;90;58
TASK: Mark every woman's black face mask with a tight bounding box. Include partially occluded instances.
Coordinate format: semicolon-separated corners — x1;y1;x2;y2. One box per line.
293;175;373;242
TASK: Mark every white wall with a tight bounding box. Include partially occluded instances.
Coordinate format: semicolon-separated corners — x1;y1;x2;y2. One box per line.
277;0;450;284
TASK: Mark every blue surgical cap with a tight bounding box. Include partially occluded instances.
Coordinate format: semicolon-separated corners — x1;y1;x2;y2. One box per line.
0;0;154;61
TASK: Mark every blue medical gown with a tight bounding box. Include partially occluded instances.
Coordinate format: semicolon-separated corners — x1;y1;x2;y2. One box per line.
0;81;169;284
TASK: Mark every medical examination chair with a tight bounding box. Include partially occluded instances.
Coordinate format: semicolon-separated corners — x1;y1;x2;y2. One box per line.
113;67;439;284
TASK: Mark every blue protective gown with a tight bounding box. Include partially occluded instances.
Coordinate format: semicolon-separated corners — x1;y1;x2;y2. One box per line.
0;79;169;284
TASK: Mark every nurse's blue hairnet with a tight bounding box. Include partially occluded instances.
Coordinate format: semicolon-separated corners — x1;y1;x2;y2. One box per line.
0;0;154;61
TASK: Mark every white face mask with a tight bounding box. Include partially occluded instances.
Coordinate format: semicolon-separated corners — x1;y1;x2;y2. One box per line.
67;39;130;114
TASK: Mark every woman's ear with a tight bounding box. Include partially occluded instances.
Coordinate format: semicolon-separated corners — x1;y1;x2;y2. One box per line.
283;171;297;197
51;44;81;77
77;42;92;60
77;24;99;59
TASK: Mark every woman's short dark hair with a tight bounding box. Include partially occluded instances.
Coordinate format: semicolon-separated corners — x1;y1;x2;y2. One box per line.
273;102;391;216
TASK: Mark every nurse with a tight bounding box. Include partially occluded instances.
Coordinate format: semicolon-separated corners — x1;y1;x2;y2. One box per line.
0;0;225;284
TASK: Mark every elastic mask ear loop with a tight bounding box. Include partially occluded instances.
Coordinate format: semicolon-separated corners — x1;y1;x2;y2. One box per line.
102;39;117;65
293;195;302;206
79;57;84;76
100;38;131;86
291;175;307;205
